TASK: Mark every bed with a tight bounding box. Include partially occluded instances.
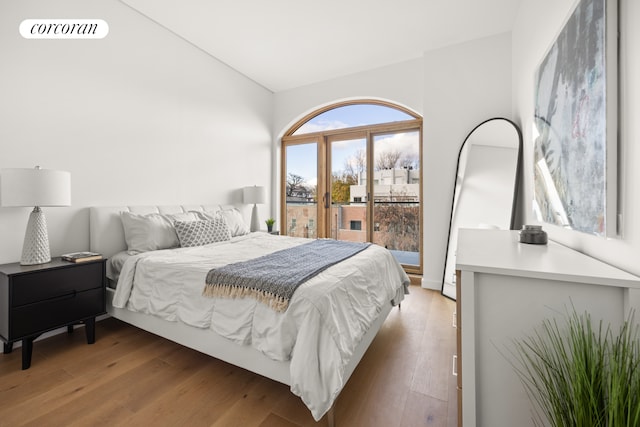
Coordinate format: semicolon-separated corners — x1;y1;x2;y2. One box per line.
89;204;409;424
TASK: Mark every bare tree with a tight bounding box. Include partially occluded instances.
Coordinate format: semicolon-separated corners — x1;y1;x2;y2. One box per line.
343;148;366;179
375;150;402;170
286;173;307;197
354;148;367;174
373;202;420;252
399;153;419;170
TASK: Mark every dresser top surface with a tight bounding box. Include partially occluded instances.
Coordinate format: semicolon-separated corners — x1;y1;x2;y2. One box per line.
456;229;640;288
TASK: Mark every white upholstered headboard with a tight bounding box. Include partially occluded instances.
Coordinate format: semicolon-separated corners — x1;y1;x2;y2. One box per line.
89;205;222;258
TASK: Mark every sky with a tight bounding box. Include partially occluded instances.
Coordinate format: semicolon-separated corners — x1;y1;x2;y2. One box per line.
294;103;414;135
287;104;419;187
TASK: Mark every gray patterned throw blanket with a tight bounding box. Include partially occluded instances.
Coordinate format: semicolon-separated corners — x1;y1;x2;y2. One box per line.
203;239;371;312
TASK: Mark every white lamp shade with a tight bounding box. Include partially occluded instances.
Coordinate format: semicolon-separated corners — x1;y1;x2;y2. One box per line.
243;186;266;205
1;168;71;207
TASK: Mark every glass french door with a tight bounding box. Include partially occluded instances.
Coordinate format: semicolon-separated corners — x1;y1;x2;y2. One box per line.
327;133;367;243
325;129;421;272
281;103;422;275
372;130;421;270
283;141;319;239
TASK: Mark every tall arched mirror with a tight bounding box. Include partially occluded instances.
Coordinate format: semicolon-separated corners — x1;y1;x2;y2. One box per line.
442;118;522;300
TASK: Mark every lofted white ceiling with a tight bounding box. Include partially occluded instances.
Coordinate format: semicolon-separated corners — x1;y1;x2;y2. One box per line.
121;0;523;92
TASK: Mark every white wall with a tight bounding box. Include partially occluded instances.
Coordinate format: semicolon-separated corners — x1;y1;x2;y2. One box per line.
422;33;513;288
273;58;425;134
0;0;273;264
512;0;640;277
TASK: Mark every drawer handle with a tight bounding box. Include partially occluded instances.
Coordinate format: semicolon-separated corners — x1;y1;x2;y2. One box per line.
452;354;458;376
452;310;457;328
46;290;77;303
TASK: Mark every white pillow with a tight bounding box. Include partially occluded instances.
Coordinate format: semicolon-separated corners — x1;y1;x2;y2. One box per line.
120;211;198;254
218;207;250;236
200;207;250;237
174;218;232;247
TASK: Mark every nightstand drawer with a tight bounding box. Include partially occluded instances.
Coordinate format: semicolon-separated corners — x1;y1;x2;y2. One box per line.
0;258;106;369
12;262;103;307
11;288;104;338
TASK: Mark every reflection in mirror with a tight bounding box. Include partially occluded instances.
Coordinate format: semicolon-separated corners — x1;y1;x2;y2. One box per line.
441;118;522;300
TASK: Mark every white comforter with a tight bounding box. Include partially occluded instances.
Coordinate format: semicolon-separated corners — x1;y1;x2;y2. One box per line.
113;233;409;420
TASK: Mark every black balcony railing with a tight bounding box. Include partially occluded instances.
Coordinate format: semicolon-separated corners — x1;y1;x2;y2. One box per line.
286;200;420;267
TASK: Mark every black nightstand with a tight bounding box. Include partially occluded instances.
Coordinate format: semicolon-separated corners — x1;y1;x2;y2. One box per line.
0;258;106;369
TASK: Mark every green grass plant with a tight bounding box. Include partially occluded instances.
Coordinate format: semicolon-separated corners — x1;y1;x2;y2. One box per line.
511;308;640;427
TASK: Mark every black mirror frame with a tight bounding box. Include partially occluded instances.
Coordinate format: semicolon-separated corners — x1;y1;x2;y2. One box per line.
441;117;523;300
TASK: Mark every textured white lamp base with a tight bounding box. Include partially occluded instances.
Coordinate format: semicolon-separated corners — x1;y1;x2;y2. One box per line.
250;203;260;232
20;207;52;265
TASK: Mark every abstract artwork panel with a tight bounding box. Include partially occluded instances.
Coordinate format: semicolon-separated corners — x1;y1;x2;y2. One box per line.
533;0;615;236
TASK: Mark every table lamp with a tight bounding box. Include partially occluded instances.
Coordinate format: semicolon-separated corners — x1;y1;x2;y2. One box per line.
243;185;265;232
0;166;71;265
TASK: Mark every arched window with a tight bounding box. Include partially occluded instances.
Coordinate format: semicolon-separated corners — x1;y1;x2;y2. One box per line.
291;103;416;135
281;100;423;275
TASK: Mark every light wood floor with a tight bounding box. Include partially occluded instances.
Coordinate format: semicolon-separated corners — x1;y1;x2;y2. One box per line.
0;286;457;427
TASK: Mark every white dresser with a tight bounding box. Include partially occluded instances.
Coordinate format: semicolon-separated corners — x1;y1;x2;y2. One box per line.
455;229;640;427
